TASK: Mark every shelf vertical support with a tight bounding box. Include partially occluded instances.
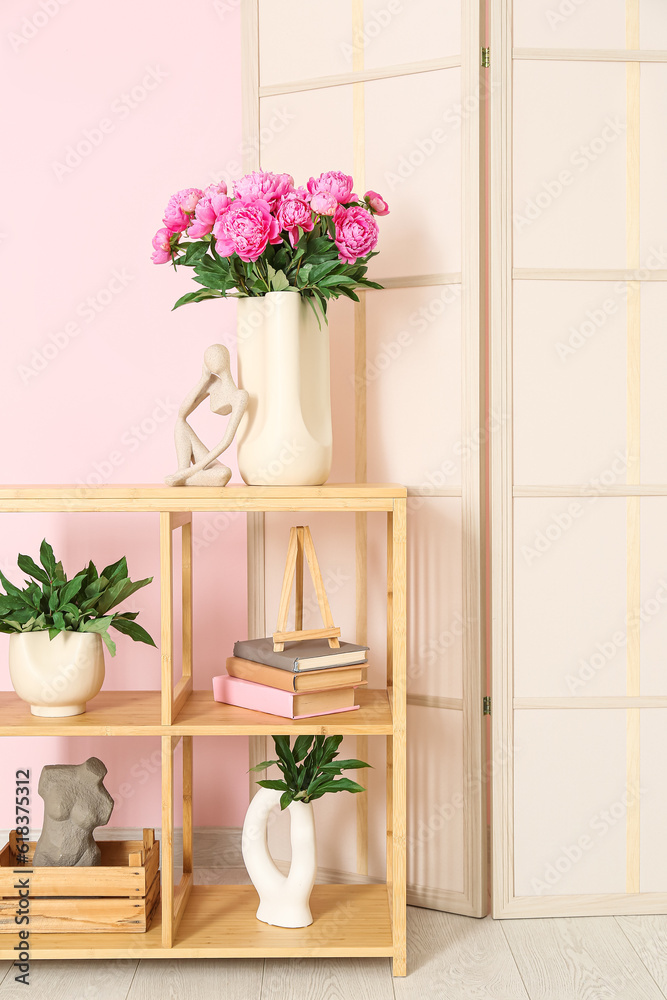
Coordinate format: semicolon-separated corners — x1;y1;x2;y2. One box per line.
161;733;192;947
161;512;194;727
183;735;194;877
390;498;407;976
161;734;175;947
160;513;174;727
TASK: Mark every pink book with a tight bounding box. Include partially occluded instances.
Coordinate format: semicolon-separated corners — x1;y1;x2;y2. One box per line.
212;673;361;719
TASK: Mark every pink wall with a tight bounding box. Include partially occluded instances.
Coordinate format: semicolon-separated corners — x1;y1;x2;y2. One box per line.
0;0;249;829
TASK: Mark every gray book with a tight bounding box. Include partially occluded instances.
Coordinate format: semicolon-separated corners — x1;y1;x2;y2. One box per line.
233;637;369;672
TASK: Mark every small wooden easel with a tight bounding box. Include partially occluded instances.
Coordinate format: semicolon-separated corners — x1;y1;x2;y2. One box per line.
273;526;341;653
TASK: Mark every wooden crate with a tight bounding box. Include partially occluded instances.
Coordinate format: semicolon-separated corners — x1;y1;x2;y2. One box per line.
0;828;160;933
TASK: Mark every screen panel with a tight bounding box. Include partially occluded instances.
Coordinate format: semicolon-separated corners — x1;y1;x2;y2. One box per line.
250;0;485;916
491;0;667;918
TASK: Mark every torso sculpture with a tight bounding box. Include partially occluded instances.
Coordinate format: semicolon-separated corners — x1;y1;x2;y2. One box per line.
165;344;248;487
33;757;114;867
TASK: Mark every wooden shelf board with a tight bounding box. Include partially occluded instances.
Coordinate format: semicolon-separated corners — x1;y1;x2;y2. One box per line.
0;689;392;736
0;884;394;960
0;690;161;736
172;688;393;735
0;484;406;514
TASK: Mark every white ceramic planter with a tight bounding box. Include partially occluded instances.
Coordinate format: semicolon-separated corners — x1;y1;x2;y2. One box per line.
242;786;316;928
236;291;332;486
8;631;105;717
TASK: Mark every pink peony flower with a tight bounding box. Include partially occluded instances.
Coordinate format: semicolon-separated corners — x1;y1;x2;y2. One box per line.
233;170;294;208
334;206;379;263
187;193;232;238
364;190;390;216
204;181;228;198
307;170;354;204
151;227;175;264
276;193;314;247
163;187;204;232
310;190;339;216
213;199;282;262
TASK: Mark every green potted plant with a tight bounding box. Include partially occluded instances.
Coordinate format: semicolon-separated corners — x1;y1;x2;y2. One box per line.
242;735;370;928
1;539;156;717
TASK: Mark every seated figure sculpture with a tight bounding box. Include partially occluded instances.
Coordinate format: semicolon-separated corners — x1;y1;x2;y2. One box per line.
33;757;114;867
165;344;248;487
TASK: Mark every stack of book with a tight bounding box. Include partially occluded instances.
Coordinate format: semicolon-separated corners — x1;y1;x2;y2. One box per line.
212;637;369;719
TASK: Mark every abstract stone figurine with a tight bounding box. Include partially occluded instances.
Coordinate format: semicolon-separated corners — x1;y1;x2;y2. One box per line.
33;757;114;867
165;344;248;487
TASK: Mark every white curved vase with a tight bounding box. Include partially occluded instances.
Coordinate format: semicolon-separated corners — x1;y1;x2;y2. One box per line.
236;291;332;486
242;786;316;928
8;631;105;717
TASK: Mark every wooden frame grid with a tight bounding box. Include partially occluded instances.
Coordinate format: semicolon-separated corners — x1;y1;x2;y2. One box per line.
0;485;407;974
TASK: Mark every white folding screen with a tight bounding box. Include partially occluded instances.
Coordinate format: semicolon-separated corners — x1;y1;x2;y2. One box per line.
491;0;667;916
241;0;486;915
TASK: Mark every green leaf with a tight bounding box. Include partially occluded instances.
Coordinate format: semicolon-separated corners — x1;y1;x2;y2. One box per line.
52;611;66;631
270;269;290;292
17;554;49;585
280;791;293;811
256;779;289;792
309;777;366;797
39;539;56;580
109;616;157;647
172;289;223;311
292;735;314;763
82;577;107;605
48;627;60;641
100;630;117;657
96;576;153;616
304;294;323;330
0;570;27;601
59;573;86;606
182;241;210;265
308;260;343;283
79;615;115;634
193;271;230;291
318;274;357;287
0;595;23;614
248;760;279;773
273;735;299;784
99;557;127;585
320;759;372;770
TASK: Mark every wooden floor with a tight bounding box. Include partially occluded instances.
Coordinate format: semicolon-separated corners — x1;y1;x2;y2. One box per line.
1;872;666;998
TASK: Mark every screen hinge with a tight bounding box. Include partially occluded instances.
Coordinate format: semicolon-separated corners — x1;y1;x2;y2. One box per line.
481;47;490;69
483;695;491;716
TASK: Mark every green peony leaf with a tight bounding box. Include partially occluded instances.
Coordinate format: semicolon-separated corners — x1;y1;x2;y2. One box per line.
172;289;223;311
270;269;291;291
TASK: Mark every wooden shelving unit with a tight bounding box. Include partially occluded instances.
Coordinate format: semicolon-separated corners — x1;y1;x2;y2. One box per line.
0;485;407;976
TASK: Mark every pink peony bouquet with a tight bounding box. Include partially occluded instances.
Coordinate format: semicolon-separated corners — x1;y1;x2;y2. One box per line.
152;170;389;325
